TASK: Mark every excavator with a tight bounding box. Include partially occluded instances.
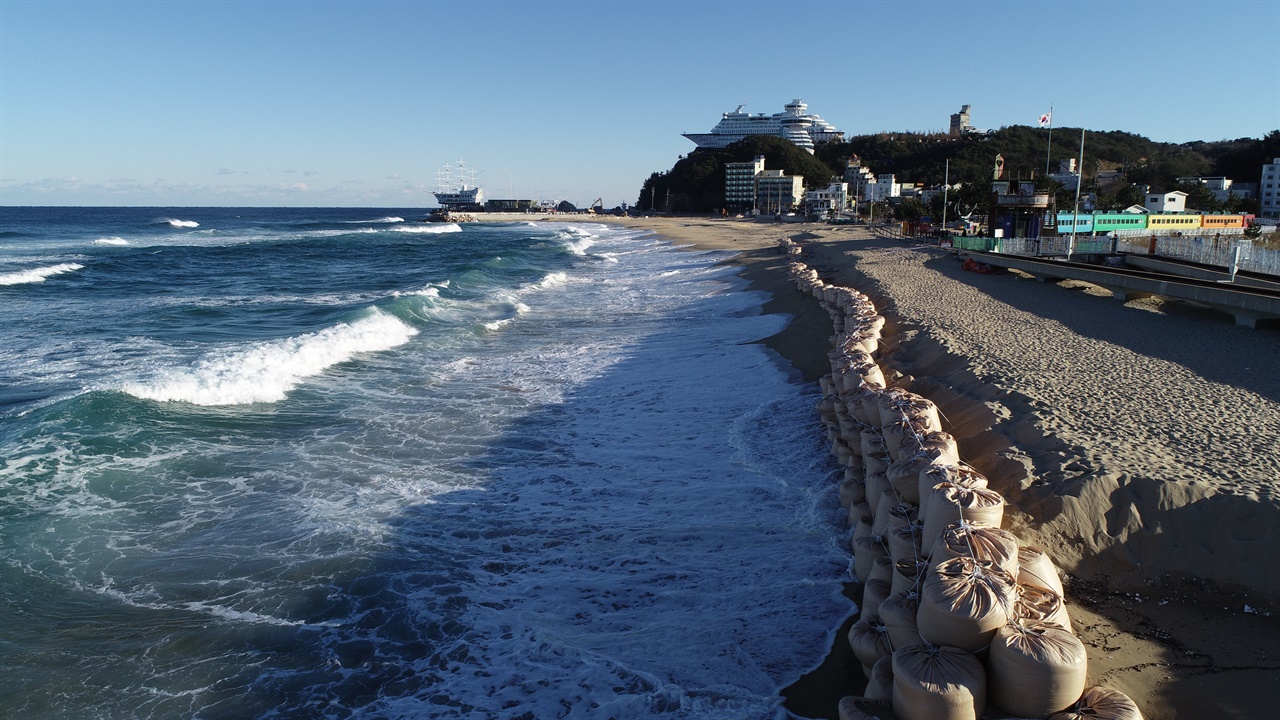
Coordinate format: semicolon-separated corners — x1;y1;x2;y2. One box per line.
586;198;603;214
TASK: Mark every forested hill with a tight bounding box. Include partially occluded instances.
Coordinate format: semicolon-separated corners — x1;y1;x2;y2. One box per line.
638;127;1279;214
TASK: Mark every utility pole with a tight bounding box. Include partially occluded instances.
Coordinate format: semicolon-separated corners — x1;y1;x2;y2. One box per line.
941;159;950;239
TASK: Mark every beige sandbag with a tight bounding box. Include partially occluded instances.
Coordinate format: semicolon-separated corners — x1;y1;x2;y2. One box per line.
862;432;891;474
887;454;940;505
917;465;988;520
849;613;895;676
892;643;986;720
930;521;1020;579
890;558;928;596
1048;686;1143;720
1018;545;1066;598
918;557;1015;652
988;621;1088;717
865;655;895;702
853;514;875;544
837;696;898;720
887;521;923;564
883;416;926;462
840;475;867;509
897;430;960;467
883;393;943;434
852;388;882;425
862;578;891;619
869;555;895;586
853;533;888;584
865;473;892;512
1012;583;1072;633
873;493;917;537
878;589;920;650
921;484;1005;555
873;388;912;428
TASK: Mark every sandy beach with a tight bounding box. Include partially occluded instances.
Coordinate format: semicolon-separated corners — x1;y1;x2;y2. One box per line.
604;215;1280;720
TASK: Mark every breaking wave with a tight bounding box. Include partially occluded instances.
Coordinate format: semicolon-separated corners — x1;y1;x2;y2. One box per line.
0;262;85;286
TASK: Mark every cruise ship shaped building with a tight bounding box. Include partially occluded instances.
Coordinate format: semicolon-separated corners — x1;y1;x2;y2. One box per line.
682;99;844;154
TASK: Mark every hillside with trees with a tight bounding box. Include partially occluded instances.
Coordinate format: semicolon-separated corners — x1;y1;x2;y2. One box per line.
639;127;1279;215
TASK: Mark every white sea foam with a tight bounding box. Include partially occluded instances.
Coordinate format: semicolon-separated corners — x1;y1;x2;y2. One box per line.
391;223;462;234
93;237;130;246
527;271;568;290
0;262;84;285
156;218;200;228
121;310;418;405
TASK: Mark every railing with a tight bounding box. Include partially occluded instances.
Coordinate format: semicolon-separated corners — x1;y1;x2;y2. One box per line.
1115;233;1280;276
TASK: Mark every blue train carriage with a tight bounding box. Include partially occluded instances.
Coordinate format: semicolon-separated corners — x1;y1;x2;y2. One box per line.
1146;213;1203;232
1055;211;1094;235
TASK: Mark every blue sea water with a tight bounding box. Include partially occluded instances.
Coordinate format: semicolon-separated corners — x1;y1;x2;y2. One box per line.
0;207;850;719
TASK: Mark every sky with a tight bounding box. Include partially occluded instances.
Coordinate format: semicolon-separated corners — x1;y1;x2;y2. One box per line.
1;0;1277;208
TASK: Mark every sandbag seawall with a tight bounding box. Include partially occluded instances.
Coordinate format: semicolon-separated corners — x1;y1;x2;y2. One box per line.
781;234;1143;720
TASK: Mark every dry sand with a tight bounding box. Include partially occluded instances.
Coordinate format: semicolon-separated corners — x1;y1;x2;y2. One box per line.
598;216;1280;720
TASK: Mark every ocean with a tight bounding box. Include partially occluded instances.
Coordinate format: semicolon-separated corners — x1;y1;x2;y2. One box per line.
0;207;850;719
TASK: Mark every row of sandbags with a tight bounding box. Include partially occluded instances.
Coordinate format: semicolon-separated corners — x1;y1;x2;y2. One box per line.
776;238;1142;720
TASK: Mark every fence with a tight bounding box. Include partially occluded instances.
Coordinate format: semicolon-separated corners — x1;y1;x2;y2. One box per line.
950;227;1280;278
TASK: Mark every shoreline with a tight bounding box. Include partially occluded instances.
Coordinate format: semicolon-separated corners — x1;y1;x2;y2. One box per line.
606;216;1280;720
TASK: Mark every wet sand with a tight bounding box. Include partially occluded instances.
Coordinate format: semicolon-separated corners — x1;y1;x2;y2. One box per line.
603;216;1280;720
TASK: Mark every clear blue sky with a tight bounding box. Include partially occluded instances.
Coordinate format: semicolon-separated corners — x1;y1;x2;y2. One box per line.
2;0;1277;208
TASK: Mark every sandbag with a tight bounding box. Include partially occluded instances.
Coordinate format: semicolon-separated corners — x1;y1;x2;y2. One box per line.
865;472;892;510
887;454;941;505
930;521;1020;579
892;643;986;720
1018;545;1066;598
853;533;888;584
869;555;895;586
862;432;891;474
873;493;917;537
862;578;891;619
1012;583;1072;633
887;521;924;564
921;483;1006;554
883;416;927;462
917;465;988;520
879;589;920;650
897;430;960;467
918;557;1016;652
837;696;898;720
884;393;943;434
840;475;867;509
1047;686;1143;720
890;558;929;597
865;655;895;701
849;613;895;676
988;621;1088;717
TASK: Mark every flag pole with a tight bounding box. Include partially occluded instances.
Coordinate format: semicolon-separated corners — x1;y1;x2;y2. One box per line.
1043;104;1054;175
1068;126;1085;260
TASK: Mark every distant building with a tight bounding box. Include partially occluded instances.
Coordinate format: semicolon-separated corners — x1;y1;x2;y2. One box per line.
1145;190;1188;214
725;155;766;212
844;155;877;201
949;105;971;137
1177;175;1257;203
1262;158;1280;219
1048;158;1081;191
805;182;849;216
990;180;1053;239
949;104;988;136
866;174;901;202
683;99;843;154
756;169;805;213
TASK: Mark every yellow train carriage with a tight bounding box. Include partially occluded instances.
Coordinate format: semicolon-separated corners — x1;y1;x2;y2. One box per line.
1146;214;1202;231
1201;214;1246;230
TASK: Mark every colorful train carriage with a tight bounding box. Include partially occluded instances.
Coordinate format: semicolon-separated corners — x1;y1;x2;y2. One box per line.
1146;214;1202;231
1092;213;1148;233
1055;212;1093;234
1201;214;1247;230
